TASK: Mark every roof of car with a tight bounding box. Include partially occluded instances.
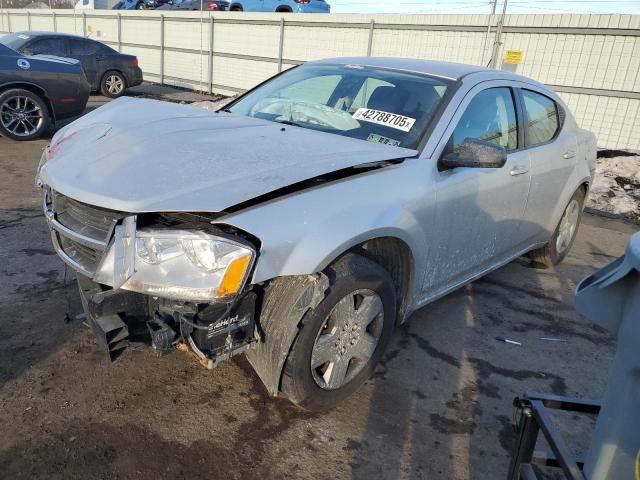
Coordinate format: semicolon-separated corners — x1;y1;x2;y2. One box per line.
311;57;498;81
14;31;90;41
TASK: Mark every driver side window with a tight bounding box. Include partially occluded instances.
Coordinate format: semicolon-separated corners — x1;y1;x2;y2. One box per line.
446;87;518;154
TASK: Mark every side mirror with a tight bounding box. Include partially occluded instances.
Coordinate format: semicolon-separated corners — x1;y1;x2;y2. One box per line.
440;138;507;170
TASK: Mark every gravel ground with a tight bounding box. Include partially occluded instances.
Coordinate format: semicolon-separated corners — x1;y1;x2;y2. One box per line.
0;93;637;480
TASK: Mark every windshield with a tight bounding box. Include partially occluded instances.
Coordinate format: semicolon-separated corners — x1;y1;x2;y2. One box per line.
228;63;450;150
0;33;30;52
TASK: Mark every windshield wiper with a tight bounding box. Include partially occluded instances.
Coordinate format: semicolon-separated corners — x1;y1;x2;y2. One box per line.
275;119;303;127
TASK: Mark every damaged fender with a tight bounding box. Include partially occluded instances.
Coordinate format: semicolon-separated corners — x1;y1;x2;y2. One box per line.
246;273;329;396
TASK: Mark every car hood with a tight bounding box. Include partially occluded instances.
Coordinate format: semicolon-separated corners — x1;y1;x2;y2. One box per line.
40;97;417;213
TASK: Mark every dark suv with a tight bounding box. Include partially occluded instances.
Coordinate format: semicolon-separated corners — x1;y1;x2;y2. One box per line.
0;32;143;98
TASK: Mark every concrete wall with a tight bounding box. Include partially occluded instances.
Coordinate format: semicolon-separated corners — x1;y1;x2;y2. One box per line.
0;10;638;149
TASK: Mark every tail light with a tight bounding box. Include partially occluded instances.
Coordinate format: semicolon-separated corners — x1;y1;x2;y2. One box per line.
207;1;219;9
132;57;139;67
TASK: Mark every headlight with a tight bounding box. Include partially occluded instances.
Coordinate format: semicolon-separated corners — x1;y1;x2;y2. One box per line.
118;229;255;302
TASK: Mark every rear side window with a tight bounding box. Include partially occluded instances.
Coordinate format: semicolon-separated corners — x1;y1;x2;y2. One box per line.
70;39;99;56
447;87;518;153
522;90;559;147
24;38;67;57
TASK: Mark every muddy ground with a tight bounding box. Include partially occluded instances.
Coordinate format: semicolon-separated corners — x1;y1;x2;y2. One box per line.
0;92;637;480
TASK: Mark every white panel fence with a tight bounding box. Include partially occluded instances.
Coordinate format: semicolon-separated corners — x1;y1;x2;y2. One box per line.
1;10;639;149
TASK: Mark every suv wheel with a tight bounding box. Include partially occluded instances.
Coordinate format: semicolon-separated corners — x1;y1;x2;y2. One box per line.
281;253;396;411
101;71;127;98
136;2;145;8
0;88;50;141
529;188;585;267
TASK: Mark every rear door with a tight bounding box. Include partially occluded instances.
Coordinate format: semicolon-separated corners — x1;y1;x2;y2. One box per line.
516;88;577;243
69;39;100;89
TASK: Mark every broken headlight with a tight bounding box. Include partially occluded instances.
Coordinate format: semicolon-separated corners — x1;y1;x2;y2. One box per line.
113;229;255;302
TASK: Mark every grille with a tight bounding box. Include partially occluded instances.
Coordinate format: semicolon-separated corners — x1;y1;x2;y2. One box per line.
53;194;118;242
46;190;125;276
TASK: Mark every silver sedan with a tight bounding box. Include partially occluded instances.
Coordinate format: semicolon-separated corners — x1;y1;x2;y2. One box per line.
39;57;596;410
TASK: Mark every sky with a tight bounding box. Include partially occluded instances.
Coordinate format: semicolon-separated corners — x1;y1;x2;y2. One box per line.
329;0;640;15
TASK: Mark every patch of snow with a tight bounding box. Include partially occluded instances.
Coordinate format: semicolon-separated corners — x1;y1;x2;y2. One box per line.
587;154;640;221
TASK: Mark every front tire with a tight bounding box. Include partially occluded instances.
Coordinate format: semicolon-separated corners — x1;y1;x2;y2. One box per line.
100;71;127;98
529;188;585;267
0;88;50;141
281;253;397;412
136;2;145;9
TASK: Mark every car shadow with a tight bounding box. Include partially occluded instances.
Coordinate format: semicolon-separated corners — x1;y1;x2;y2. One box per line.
347;218;620;478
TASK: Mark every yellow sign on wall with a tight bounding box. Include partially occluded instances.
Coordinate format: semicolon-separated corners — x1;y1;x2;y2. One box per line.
504;50;524;65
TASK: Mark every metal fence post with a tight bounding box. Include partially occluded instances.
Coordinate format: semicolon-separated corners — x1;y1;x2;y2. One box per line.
117;13;122;52
277;17;285;72
160;14;165;85
52;11;57;32
82;11;86;37
6;10;10;33
367;19;375;56
208;15;214;94
27;11;31;31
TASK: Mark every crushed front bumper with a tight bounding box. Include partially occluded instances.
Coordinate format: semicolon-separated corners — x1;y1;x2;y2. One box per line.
44;188;259;365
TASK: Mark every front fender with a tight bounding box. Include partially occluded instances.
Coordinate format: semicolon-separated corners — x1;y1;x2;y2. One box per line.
216;161;432;292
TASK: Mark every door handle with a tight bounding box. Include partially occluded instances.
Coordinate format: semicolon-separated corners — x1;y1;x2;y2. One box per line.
563;151;576;159
510;165;529;176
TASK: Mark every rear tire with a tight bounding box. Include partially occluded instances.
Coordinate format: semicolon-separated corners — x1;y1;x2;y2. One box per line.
281;253;397;412
100;71;127;98
529;188;585;267
0;88;50;141
136;2;145;9
230;5;243;11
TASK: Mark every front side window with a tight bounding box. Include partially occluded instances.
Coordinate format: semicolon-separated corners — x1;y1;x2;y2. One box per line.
228;64;451;150
446;87;518;154
522;89;559;147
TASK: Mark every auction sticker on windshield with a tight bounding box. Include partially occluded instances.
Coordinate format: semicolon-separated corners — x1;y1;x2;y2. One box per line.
352;108;416;132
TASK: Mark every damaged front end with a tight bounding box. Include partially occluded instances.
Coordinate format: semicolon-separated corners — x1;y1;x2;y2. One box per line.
44;188;261;367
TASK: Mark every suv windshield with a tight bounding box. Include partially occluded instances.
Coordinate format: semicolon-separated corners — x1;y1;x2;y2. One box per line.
228;63;450;150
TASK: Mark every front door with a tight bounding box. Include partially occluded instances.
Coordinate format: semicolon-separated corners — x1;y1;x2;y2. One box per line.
422;85;531;294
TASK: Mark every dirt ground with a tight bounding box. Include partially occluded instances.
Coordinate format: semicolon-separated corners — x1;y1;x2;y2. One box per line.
0;94;637;480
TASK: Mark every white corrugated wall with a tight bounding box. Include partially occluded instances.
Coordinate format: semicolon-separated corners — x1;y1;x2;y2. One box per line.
0;10;638;149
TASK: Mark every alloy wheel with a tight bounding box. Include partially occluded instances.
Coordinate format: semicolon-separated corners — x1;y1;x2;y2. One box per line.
311;289;384;390
0;96;44;138
556;199;580;254
105;75;125;96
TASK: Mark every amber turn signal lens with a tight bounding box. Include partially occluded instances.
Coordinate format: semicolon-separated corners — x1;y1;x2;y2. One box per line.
217;255;252;297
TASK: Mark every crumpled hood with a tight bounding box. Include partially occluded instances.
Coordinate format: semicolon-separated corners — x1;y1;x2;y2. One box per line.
40;97;417;213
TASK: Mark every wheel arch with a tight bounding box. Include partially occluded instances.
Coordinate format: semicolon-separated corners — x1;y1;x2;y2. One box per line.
244;235;415;399
347;236;415;323
0;82;55;121
229;2;243;10
275;6;292;12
